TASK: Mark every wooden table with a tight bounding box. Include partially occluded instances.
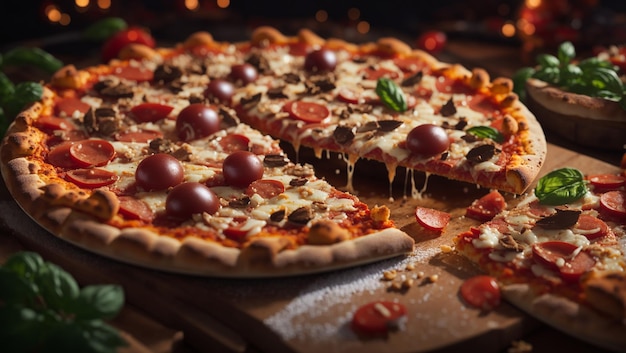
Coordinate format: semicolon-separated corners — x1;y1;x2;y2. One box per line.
1;33;624;353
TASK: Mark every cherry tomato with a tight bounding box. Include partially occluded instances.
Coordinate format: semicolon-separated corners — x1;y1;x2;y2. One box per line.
532;241;596;282
414;206;450;232
176;103;221;141
351;301;407;336
246;179;285;199
465;190;507;222
304;48;337;72
130;102;174;123
587;174;626;191
69;139;116;167
205;79;235;103
222;151;264;188
405;124;450;156
135;153;184;191
165;182;219;219
218;134;250;153
228;63;258;85
416;30;447;54
460;275;501;310
101;26;156;62
65;168;118;188
223;226;249;241
599;190;626;219
574;214;610;240
283;101;330;123
54;97;90;117
118;196;154;222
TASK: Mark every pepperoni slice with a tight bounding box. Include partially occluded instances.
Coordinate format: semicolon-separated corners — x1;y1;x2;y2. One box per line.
393;57;427;73
118;196;154;222
587;174;626;191
34;116;76;133
46;130;90;148
459;275;501;310
115;130;163;143
532;241;596;282
283;101;330;123
69;139;116;167
361;67;400;80
54;97;91;117
130;102;174;123
65;168;118;188
435;76;474;95
351;301;407;336
599;190;626;219
112;66;153;82
414;206;450;232
467;94;500;117
574;214;610;240
245;179;285;199
219;134;250;153
465;190;507;222
47;142;82;169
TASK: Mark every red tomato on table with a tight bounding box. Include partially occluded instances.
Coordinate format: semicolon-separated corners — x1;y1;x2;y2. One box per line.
102;27;156;63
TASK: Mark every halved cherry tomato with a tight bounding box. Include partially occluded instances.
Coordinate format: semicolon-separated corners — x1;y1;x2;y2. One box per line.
34;116;76;133
574;214;610;240
118;196;154;222
65;168;118;188
69;139;116;167
47;142;82;169
223;226;248;241
459;275;501;310
283;101;330;123
54;97;91;117
115;130;163;143
599;190;626;220
465;190;507;222
111;66;154;82
532;241;596;282
219;134;250;153
351;301;407;336
414;206;450;232
587;174;626;191
130;103;174;123
246;179;285;199
101;26;156;62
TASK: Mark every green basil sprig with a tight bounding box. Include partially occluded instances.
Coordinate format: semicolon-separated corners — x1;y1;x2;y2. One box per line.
1;47;63;75
534;167;588;205
375;77;407;112
466;126;504;143
513;41;626;109
0;252;127;353
83;17;128;41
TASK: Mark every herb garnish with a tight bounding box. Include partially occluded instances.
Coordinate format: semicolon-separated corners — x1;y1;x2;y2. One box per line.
534;167;588;205
466;126;504;143
0;252;127;353
376;77;408;112
513;41;626;110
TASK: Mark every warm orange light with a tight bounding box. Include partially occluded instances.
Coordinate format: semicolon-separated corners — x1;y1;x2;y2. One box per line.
315;10;328;22
46;5;62;22
97;0;111;10
217;0;230;9
501;22;516;37
75;0;89;8
356;20;370;34
348;7;360;21
525;0;541;9
59;13;71;26
185;0;199;10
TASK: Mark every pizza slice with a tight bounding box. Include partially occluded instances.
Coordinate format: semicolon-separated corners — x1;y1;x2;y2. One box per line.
208;26;547;195
453;167;626;351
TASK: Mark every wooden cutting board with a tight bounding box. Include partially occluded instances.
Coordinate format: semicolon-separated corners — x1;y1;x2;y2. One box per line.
0;142;620;353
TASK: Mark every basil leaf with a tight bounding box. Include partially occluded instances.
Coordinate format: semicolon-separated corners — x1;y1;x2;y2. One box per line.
74;285;125;320
375;77;407;112
0;306;43;352
0;72;15;107
557;41;576;65
2;47;63;74
83;17;127;41
466;126;504;143
3;251;45;282
0;268;38;305
36;262;80;311
537;54;560;68
578;57;614;71
559;64;582;86
532;66;560;84
4;82;43;119
584;67;624;97
534;167;588;205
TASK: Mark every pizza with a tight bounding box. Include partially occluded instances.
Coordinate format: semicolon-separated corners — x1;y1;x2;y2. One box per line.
0;26;547;278
454;167;626;351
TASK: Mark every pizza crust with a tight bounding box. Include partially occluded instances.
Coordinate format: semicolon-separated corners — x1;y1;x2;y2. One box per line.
525;78;626;151
502;283;626;352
